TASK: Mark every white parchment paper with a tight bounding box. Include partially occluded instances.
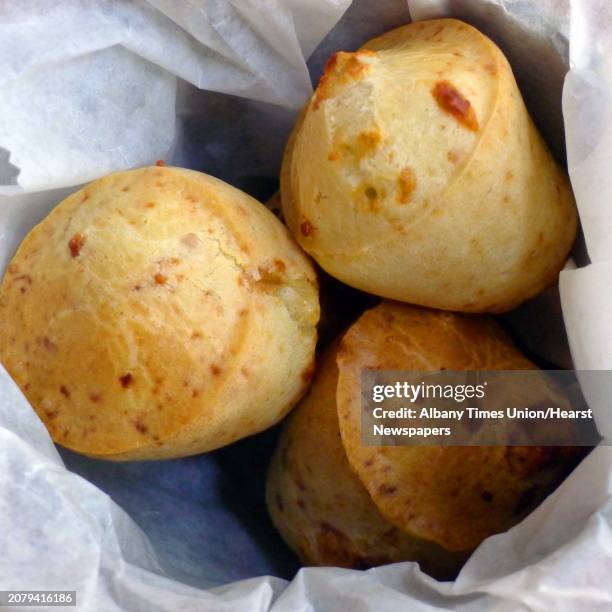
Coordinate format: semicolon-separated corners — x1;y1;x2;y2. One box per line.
0;0;611;610
559;0;612;439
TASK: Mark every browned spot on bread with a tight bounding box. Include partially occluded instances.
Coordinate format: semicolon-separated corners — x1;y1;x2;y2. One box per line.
154;273;167;285
119;373;133;388
89;392;102;403
378;484;397;496
397;167;417;203
300;220;315;236
432;80;479;131
364;186;378;202
59;385;70;398
134;418;148;434
191;331;202;339
323;51;340;73
274;259;286;273
356;130;381;154
69;233;86;258
485;62;497;75
45;410;59;420
506;170;514;182
210;364;222;376
314;50;376;109
241;366;249;377
145;202;156;208
332;129;382;163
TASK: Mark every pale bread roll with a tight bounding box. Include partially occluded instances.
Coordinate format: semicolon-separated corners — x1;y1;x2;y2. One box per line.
336;302;581;552
266;345;468;579
268;301;581;575
281;19;577;312
0;166;319;460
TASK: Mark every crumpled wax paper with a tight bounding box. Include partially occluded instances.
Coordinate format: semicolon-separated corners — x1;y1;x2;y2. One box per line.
1;0;612;610
559;0;612;440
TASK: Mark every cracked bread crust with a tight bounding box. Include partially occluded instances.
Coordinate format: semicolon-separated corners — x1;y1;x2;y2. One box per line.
0;166;319;460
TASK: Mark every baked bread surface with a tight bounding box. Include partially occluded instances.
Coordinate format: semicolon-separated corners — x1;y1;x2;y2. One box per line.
281;18;577;312
336;302;580;551
266;344;468;579
0;166;319;460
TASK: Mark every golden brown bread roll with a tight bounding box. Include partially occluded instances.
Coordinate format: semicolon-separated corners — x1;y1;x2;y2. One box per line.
281;19;577;313
336;302;580;552
268;301;580;575
0;166;319;460
266;344;468;579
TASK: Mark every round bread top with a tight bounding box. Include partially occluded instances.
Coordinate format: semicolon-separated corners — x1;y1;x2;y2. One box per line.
0;166;318;457
284;18;499;257
335;302;574;551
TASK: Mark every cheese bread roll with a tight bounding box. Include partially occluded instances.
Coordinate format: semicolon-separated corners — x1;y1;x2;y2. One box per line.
281;19;576;312
0;167;319;460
